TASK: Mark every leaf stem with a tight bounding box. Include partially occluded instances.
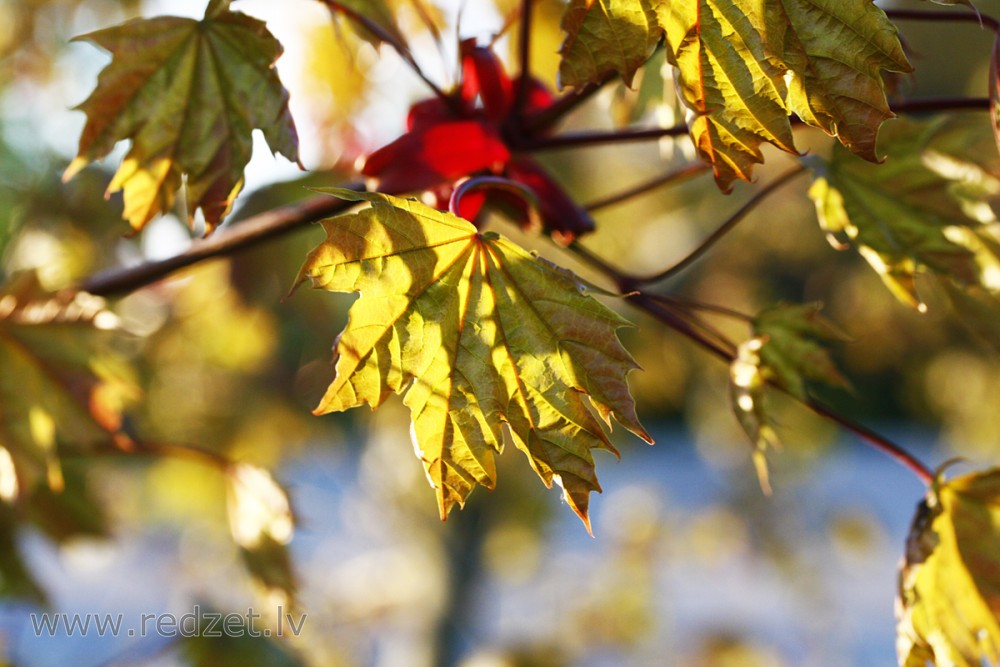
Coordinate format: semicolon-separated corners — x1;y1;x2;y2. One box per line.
635;289;934;485
525;97;992;152
892;97;990;114
635;165;807;285
448;175;543;229
81;186;362;297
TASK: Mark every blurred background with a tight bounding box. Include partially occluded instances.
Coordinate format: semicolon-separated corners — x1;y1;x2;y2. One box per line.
0;0;997;665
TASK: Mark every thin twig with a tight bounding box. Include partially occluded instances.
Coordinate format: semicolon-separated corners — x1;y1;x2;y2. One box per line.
585;163;708;212
648;293;753;323
81;188;362;297
319;0;452;104
630;291;933;484
806;400;935;485
525;124;690;151
567;219;935;485
887;8;998;33
514;0;534;118
892;97;990;114
635;165;807;285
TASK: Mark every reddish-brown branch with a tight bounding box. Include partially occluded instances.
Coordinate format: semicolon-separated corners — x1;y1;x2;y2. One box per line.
523;125;690;150
887;8;998;33
81;187;361;297
805;401;935;486
566;236;935;486
892;97;990;114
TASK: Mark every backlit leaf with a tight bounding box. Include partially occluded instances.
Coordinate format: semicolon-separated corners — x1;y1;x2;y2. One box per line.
807;117;1000;310
779;0;912;163
296;189;651;531
897;468;1000;667
558;0;666;88
729;337;777;495
662;0;797;190
664;0;910;190
65;5;299;233
558;1;910;191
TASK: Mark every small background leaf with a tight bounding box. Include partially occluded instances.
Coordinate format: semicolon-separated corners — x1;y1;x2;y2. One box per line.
729;303;849;493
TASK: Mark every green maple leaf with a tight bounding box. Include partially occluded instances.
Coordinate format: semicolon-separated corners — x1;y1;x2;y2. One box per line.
65;4;299;233
897;468;1000;667
295;189;651;531
807;116;1000;310
0;274;135;495
558;1;910;191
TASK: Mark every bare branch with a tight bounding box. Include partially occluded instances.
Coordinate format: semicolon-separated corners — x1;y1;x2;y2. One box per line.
81;186;362;297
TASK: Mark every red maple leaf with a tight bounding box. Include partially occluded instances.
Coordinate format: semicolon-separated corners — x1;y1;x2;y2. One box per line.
359;40;594;242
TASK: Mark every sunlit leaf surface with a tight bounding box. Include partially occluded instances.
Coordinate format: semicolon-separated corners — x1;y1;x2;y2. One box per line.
296;189;651;530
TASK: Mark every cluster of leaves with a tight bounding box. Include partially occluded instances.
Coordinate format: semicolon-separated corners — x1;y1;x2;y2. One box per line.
4;0;1000;664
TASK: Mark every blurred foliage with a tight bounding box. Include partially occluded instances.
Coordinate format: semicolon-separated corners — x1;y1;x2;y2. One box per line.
0;1;999;667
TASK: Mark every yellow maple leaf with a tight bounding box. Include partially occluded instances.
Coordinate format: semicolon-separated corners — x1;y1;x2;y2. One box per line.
295;189;652;531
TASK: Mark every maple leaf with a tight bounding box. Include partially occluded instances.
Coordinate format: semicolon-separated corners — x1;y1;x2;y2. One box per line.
558;1;910;191
65;4;299;233
754;303;851;400
666;0;910;190
807;117;1000;310
295;189;651;530
778;1;912;163
897;468;1000;667
558;0;666;89
0;274;135;494
729;303;849;493
0;271;135;594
